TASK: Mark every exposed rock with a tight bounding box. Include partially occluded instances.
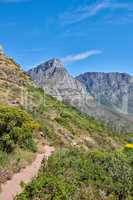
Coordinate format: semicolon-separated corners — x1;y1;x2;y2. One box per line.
28;58;94;110
0;170;12;185
28;59;133;132
76;72;133;115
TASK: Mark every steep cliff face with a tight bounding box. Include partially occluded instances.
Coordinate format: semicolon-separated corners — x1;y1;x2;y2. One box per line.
28;58;94;110
28;59;133;132
76;72;133;115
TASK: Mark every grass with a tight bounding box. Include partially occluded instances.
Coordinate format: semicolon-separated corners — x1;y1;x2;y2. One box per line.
0;151;9;170
0;148;36;190
0;148;35;171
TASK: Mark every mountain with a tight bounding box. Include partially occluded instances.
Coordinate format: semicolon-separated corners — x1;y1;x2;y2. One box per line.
1;49;127;156
0;50;127;169
28;58;94;111
0;49;133;200
28;59;133;132
76;72;133;115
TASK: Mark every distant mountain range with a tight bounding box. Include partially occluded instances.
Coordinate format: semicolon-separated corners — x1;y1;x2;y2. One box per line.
28;58;133;133
77;72;133;115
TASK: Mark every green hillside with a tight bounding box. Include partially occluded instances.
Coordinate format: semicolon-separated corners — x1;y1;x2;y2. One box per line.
0;55;132;199
16;148;133;200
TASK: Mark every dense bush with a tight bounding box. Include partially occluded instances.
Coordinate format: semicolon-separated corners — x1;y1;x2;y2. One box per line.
0;105;39;152
16;148;133;200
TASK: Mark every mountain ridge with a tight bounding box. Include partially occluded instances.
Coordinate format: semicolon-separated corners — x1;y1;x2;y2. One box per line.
28;58;133;132
76;72;133;115
0;49;133;200
28;58;94;107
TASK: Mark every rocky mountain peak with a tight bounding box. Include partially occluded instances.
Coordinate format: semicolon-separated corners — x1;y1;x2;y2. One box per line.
36;58;64;72
28;58;94;106
28;58;66;82
46;58;64;68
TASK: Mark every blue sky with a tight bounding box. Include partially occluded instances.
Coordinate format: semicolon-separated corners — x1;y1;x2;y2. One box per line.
0;0;133;76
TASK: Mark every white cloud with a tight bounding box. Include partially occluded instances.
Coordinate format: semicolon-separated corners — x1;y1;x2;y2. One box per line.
60;0;133;24
62;50;102;63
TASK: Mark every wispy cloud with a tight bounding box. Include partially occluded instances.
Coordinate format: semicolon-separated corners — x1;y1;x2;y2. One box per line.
60;0;133;25
62;50;102;63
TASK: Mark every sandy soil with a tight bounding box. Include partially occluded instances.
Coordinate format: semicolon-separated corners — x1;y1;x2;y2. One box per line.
0;145;54;200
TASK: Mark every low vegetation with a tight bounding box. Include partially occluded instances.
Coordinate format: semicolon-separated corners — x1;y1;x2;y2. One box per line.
0;104;39;186
0;104;39;153
24;85;130;151
16;148;133;200
0;61;132;199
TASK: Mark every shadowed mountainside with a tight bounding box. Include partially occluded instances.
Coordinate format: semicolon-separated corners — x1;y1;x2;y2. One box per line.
76;72;133;115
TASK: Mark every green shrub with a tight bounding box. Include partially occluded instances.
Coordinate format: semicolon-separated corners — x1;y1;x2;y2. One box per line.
0;105;39;153
16;148;133;200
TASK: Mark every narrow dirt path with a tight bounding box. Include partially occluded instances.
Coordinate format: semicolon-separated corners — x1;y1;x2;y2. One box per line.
0;145;55;200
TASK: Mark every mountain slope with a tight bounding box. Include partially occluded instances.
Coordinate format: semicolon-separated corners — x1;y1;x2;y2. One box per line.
28;59;133;132
0;50;132;200
0;51;128;154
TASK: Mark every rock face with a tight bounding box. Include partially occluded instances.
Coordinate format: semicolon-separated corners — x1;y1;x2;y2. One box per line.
28;60;133;132
28;58;94;110
76;72;133;115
